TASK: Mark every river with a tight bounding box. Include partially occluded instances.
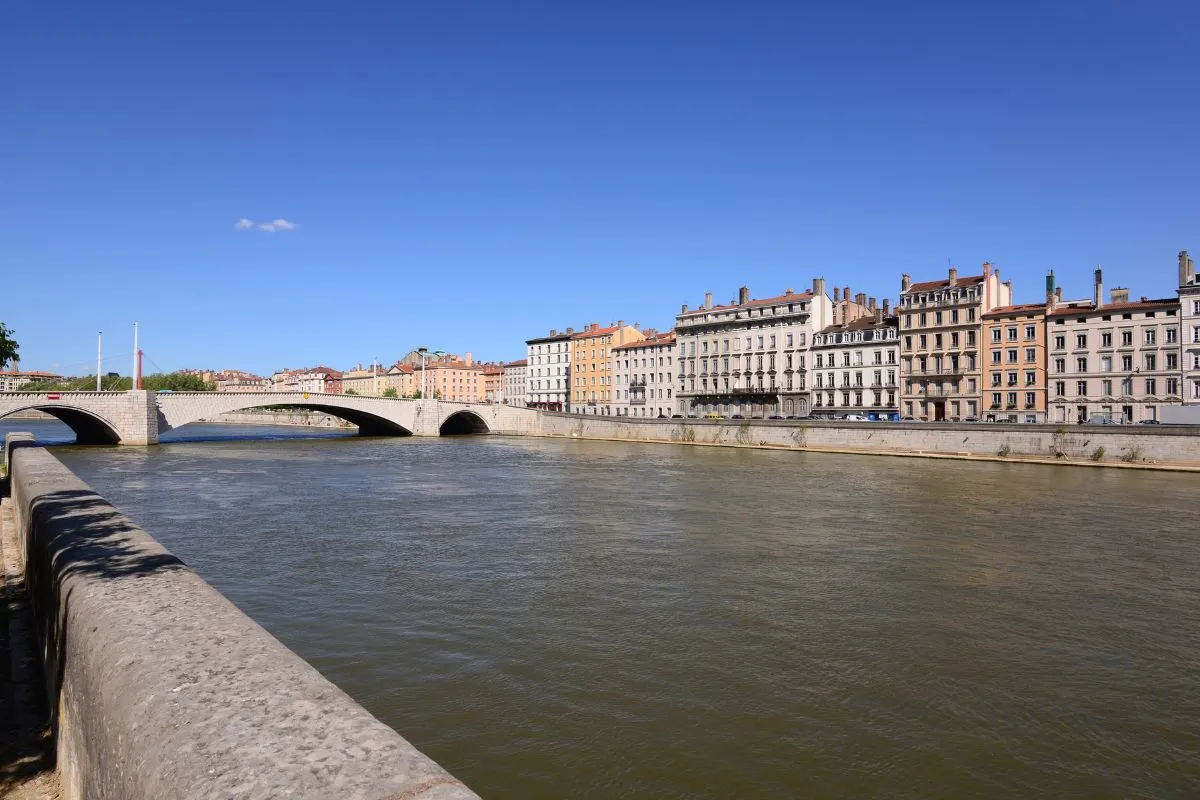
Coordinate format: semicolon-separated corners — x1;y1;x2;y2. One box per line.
4;419;1199;798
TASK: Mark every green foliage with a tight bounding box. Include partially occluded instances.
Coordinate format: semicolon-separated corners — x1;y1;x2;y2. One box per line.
997;443;1012;457
1123;445;1143;463
381;387;398;398
0;321;18;368
1092;446;1106;461
344;388;359;395
18;372;214;392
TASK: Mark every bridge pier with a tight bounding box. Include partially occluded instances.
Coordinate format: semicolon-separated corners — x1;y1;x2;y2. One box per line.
412;400;442;436
119;390;160;445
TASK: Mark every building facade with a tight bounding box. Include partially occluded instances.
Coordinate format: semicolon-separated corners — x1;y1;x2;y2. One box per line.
0;370;63;391
424;354;484;402
1047;269;1182;424
612;331;676;418
340;365;386;395
899;264;1013;421
1180;250;1200;404
810;307;899;419
483;365;504;403
981;293;1050;424
502;360;527;407
525;330;572;412
571;322;645;414
673;281;835;418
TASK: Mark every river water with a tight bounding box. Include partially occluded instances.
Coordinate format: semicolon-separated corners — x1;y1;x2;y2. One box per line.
5;420;1199;798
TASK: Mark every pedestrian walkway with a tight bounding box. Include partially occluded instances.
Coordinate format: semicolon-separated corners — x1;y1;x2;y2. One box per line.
0;495;59;799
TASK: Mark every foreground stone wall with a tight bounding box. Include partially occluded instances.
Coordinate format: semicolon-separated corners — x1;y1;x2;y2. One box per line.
4;433;477;800
534;414;1200;467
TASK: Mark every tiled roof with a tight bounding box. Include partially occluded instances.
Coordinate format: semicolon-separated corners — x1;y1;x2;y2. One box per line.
612;332;676;351
905;274;986;294
1047;298;1179;317
572;325;620;339
816;315;897;335
982;303;1047;319
505;359;528;367
678;291;815;318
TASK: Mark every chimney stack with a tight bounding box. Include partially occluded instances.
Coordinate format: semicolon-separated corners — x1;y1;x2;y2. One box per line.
855;292;867;308
883;299;891;316
813;277;827;297
1181;250;1196;287
680;304;688;314
785;287;794;297
704;292;713;310
566;327;574;335
465;352;473;366
948;267;958;286
1110;287;1129;305
875;306;883;323
1094;267;1103;308
842;287;850;301
868;296;877;311
739;286;750;305
617;319;624;329
901;274;911;292
551;329;558;336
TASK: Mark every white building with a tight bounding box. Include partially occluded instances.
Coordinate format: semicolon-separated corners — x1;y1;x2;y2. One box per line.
810;306;900;419
1179;250;1200;404
1047;268;1181;424
525;329;572;412
503;360;527;406
0;370;63;392
673;280;835;418
612;331;676;418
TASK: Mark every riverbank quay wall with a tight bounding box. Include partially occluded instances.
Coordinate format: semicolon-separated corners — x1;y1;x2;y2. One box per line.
531;414;1200;468
2;433;478;800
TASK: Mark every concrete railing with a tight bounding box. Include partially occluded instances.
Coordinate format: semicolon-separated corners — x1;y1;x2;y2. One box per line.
3;433;478;800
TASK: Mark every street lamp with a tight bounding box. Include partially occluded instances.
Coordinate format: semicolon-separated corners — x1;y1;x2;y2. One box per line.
416;347;445;400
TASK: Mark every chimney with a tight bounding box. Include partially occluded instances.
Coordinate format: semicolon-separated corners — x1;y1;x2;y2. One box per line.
948;267;958;286
868;296;877;311
465;352;473;366
704;292;713;309
634;322;641;331
784;287;794;297
1094;267;1103;308
855;292;867;308
1111;287;1130;305
901;274;911;293
739;286;750;305
875;306;883;323
680;304;688;314
617;319;624;329
1181;250;1195;287
566;327;574;335
813;277;826;297
1056;288;1062;302
883;299;891;316
551;329;558;336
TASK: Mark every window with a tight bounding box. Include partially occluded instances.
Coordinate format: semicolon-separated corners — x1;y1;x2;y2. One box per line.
1025;370;1037;386
1007;371;1017;386
1100;356;1112;372
1121;354;1133;371
1077;380;1088;396
1054;334;1066;350
1025;325;1036;340
1145;328;1156;345
1055;380;1066;397
1075;333;1087;349
1121;377;1133;396
1145;378;1157;395
967;330;977;346
1007;392;1018;407
1145;354;1156;371
1007;349;1018;363
991;328;1002;343
951;309;959;324
1101;379;1112;396
935;311;943;325
1025;347;1036;362
991;372;1002;387
1101;332;1112;348
903;335;912;350
1007;326;1018;341
919;334;928;349
1167;353;1178;370
786;334;793;347
991;392;1002;408
934;333;943;349
1166;328;1177;344
1054;358;1066;373
991;350;1002;364
1121;330;1133;346
951;332;960;347
769;335;776;348
968;308;976;322
1076;357;1087;372
1166;377;1179;396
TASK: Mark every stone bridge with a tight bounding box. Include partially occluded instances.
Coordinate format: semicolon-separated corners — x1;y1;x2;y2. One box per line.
0;390;541;444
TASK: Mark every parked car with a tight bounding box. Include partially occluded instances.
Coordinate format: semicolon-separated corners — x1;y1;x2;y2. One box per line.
704;413;723;420
785;415;802;420
963;416;979;422
671;414;684;419
686;414;699;419
843;414;869;422
767;415;783;420
657;413;668;419
1085;416;1122;425
730;414;744;419
1137;419;1161;425
899;416;918;422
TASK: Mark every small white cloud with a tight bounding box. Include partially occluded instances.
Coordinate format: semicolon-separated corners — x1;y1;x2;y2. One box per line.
236;217;299;232
255;218;299;233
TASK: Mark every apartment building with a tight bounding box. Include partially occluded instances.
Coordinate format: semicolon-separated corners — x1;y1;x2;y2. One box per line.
0;370;63;391
483;365;504;403
1047;269;1181;423
502;360;527;407
340;364;386;395
1180;250;1200;404
424;354;484;402
525;329;572;412
382;363;419;397
810;304;899;419
294;366;343;394
612;330;676;418
673;280;836;418
214;371;270;392
571;321;645;414
899;263;1013;421
981;277;1051;423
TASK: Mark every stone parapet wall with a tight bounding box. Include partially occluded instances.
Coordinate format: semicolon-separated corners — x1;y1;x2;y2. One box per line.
532;414;1200;467
4;433;478;800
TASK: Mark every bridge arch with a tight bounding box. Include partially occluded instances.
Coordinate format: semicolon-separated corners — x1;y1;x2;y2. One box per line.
256;403;413;436
0;404;122;445
439;409;490;435
154;392;417;438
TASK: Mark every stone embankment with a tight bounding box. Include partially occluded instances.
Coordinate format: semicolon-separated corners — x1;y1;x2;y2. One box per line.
2;433;477;800
198;409;355;429
536;414;1200;471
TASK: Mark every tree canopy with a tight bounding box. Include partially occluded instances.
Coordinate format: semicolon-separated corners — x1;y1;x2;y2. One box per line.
0;322;18;369
19;372;215;392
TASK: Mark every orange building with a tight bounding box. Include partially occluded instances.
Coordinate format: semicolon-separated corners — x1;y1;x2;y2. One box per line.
423;353;484;402
482;365;504;403
981;302;1049;423
570;321;645;414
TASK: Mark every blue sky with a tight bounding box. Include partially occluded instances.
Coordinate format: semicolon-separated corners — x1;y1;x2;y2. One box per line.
3;1;1197;376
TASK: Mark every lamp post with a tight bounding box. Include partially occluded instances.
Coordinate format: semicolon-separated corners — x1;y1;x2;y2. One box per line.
416;347;446;400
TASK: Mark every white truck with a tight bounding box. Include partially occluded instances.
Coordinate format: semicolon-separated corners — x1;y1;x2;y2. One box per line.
1161;406;1200;425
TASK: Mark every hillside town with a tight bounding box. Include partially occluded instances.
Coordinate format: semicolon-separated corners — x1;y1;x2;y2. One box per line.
4;251;1198;425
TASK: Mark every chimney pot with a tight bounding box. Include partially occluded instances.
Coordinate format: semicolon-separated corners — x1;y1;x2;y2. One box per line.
551;329;558;336
704;292;713;310
948;267;958;286
739;286;750;305
855;292;867;307
1094;267;1103;308
566;327;574;334
681;304;688;314
901;274;911;292
883;298;891;316
785;287;793;297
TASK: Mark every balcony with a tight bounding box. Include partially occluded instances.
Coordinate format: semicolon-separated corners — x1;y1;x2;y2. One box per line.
916;386;960;397
732;386;779;395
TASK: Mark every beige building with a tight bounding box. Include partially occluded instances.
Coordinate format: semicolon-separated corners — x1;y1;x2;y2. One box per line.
899;263;1013;421
1047;268;1181;424
674;280;839;418
214;370;270;392
0;370;63;391
571;322;645;414
340;365;387;395
811;304;899;419
612;331;676;418
424;354;484;402
382;363;419;397
483;365;504;403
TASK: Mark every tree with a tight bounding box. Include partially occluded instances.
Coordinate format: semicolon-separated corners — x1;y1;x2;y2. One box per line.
381;387;398;398
0;322;18;369
344;388;359;395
